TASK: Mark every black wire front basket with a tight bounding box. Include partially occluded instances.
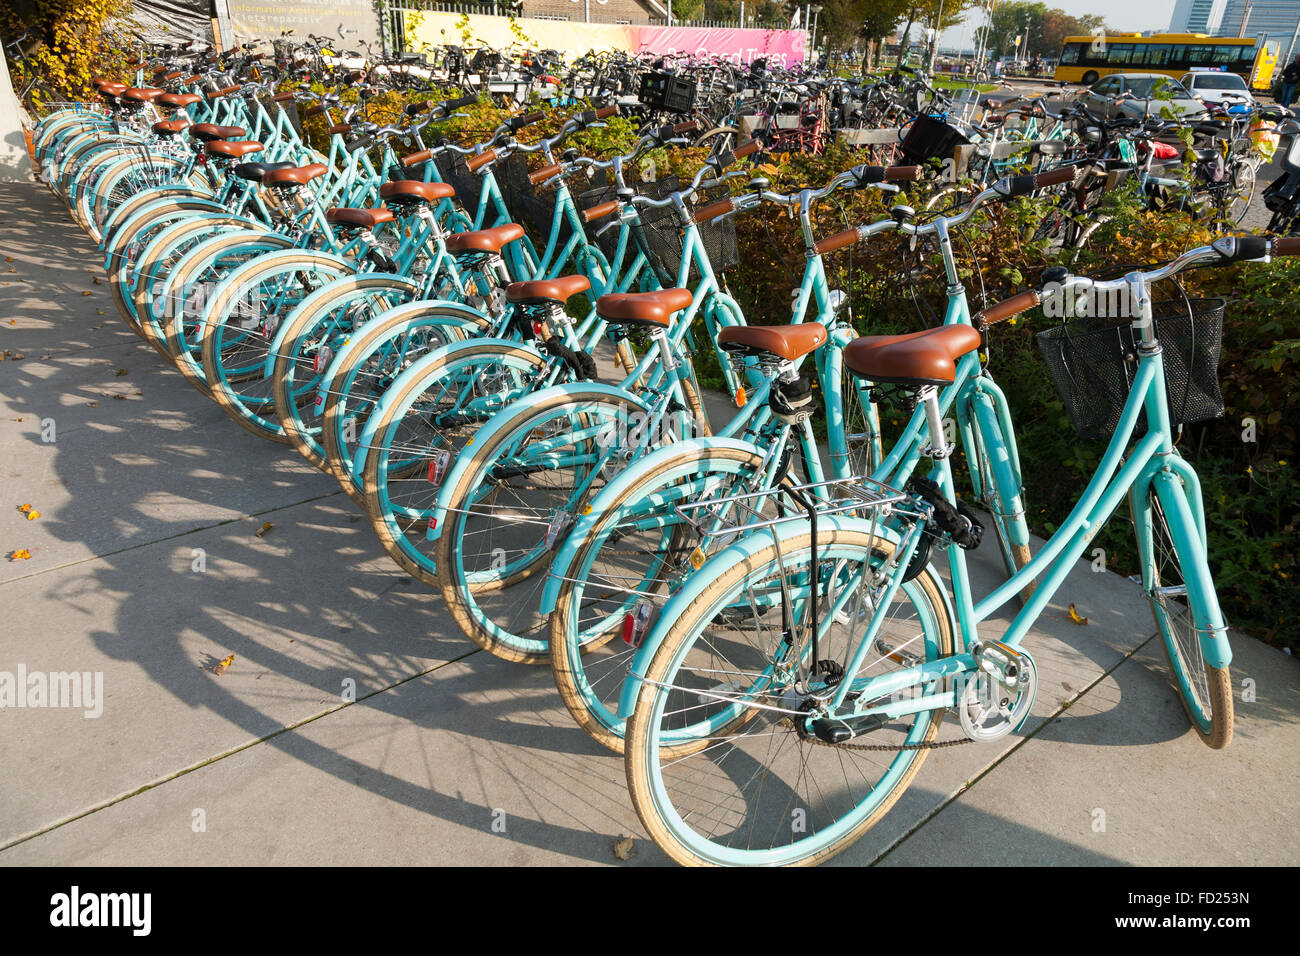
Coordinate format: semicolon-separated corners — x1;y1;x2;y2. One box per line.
577;171;636;264
1035;298;1226;441
433;150;480;211
635;178;739;287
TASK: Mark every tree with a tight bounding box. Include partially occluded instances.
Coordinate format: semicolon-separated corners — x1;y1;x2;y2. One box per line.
856;0;910;73
974;1;1107;61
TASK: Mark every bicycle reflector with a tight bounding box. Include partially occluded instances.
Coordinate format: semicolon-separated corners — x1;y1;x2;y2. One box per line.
622;600;655;648
545;510;573;551
426;449;451;485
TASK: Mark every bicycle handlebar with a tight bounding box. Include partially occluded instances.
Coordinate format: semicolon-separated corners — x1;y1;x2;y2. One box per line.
979;236;1299;329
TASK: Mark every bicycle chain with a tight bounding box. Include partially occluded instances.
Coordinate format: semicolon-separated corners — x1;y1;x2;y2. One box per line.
778;714;975;752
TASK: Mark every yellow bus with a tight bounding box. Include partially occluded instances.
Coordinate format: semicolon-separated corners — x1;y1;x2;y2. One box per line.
1054;33;1278;90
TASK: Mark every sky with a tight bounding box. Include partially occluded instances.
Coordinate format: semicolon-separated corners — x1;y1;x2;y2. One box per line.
939;0;1179;51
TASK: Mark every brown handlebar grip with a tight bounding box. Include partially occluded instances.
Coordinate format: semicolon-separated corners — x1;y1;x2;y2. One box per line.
813;228;862;256
885;165;924;182
594;104;619;120
733;139;761;159
328;123;351;136
304;104;326;117
693;198;734;224
1272;236;1300;256
164;71;183;81
582;200;620;223
182;75;201;85
529;162;562;185
519;110;545;126
1034;166;1079;188
976;289;1042;328
466;149;497;172
673;120;699;134
401;149;432;167
272;91;295;102
207;85;241;99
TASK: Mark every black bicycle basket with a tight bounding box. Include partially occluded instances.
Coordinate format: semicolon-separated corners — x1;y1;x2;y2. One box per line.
634;177;739;287
1035;298;1226;441
433;150;480;210
576;170;662;265
900;114;970;164
496;152;559;235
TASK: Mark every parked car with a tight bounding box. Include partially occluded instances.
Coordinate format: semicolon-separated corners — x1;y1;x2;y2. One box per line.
1179;70;1255;107
1079;73;1208;120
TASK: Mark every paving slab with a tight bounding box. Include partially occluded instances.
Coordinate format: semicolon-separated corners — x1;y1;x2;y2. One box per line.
0;491;483;847
0;650;666;866
877;633;1300;866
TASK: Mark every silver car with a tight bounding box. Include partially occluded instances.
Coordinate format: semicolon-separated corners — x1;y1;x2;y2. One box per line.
1078;73;1208;120
1178;71;1255;108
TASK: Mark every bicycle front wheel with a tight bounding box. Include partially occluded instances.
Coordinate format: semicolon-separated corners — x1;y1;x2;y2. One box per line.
625;526;954;866
1130;471;1233;749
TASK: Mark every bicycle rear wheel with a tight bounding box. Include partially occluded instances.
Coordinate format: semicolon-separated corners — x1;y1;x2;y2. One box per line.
624;526;953;866
551;443;779;752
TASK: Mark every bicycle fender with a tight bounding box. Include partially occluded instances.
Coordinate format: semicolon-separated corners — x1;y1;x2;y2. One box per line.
616;514;908;720
261;273;421;378
539;437;759;616
312;300;489;412
201;248;353;348
103;198;230;269
427;382;654;546
101;184;216;245
348;336;545;480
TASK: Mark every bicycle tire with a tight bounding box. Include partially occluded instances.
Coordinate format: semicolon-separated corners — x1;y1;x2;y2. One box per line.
625;525;953;866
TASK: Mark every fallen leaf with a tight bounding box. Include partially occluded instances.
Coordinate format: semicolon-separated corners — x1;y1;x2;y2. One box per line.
1068;604;1088;626
7;320;13;326
96;310;105;315
26;510;40;520
115;368;128;376
92;276;103;285
3;256;12;262
81;291;92;296
8;549;31;561
213;654;235;675
612;835;635;860
18;503;32;513
112;394;125;400
255;521;273;538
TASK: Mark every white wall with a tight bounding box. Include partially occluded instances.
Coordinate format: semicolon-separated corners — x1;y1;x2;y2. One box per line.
0;44;34;183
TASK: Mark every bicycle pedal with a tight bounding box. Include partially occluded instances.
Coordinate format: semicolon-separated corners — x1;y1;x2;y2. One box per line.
973;640;1033;691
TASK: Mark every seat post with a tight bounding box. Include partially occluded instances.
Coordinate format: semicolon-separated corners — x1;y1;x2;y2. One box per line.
415;203;446;242
919;385;952;460
650;326;678;371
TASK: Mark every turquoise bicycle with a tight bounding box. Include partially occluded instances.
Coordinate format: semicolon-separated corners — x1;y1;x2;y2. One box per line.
616;233;1285;866
539;167;1077;752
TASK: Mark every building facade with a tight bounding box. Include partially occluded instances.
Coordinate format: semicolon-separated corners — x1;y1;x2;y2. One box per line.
1169;0;1228;34
1215;0;1300;59
519;0;667;23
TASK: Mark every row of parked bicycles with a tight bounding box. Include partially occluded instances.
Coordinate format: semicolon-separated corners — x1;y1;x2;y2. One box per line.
26;42;1300;864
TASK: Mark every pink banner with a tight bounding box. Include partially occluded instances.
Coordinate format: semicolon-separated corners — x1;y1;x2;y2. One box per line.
633;26;805;69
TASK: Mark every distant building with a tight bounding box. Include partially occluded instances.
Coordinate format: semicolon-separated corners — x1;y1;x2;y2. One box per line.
1215;0;1300;58
1170;0;1228;33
